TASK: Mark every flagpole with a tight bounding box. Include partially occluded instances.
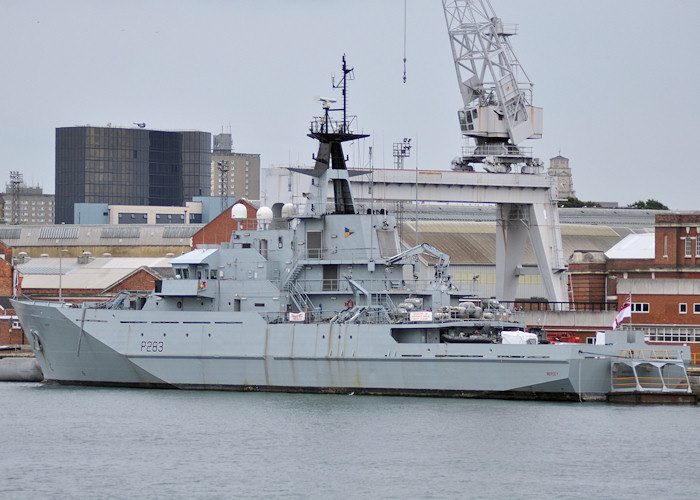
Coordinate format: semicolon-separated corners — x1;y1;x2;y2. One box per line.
627;293;632;330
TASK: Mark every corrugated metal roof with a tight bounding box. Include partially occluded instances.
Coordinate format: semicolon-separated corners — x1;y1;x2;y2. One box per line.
401;221;629;265
0;224;204;247
401;222;496;264
16;256;174;291
409;220;495;234
559;225;618;237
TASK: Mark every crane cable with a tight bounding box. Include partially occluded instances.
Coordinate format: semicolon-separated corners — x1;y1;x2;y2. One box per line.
403;0;407;83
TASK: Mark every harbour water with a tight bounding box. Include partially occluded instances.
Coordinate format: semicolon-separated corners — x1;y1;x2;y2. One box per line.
1;383;698;499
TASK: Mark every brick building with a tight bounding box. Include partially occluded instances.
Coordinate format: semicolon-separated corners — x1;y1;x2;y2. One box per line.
571;212;700;360
2;181;55;225
15;256;174;301
1;242;22;344
192;199;258;248
0;298;23;345
0;254;173;345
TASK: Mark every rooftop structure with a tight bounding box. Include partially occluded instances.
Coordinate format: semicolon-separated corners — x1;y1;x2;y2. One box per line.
0;224;202;259
1;173;55;225
15;255;174;301
210;133;260;207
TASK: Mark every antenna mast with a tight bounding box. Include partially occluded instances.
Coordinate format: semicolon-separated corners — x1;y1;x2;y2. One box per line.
217;160;230;213
294;57;369;217
9;171;23;225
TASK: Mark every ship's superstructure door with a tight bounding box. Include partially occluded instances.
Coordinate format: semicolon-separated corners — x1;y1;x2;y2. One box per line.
307;231;323;259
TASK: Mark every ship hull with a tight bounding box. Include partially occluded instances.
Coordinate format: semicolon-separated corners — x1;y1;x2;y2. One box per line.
13;299;651;402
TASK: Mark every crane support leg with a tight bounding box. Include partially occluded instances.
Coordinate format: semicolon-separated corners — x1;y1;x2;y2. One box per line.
495;201;567;303
496;204;529;302
528;201;568;303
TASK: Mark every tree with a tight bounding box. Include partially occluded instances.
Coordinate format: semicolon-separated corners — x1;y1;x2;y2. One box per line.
628;199;669;210
558;196;602;208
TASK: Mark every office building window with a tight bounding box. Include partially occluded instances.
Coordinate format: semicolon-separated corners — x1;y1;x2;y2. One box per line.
631;303;649;313
679;303;687;314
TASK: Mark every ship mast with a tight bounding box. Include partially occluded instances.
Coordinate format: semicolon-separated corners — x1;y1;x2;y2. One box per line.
291;56;369;217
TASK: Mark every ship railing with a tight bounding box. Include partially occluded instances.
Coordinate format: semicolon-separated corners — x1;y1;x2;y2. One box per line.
218;219;290;237
281;252;305;289
614;348;684;361
428;313;522;325
461;144;534;157
294;201;420;217
290;278;439;295
287;281;315;313
497;300;619;312
301;246;391;262
264;310;355;324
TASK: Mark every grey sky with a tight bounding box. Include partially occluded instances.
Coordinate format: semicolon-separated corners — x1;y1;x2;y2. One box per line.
2;0;699;210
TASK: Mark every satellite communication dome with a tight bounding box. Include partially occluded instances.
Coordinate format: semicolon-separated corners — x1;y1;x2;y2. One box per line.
256;206;273;223
281;203;295;218
231;203;247;220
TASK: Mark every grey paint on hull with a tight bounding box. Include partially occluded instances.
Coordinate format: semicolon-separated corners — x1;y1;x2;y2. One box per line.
14;300;635;401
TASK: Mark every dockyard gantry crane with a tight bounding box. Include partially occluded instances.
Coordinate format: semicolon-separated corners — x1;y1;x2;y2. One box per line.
442;0;542;173
440;0;567;303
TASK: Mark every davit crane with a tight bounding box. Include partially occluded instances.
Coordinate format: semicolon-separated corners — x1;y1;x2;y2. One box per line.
443;0;543;173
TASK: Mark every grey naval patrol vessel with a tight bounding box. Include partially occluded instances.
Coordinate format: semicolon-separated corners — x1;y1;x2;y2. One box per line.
13;59;692;402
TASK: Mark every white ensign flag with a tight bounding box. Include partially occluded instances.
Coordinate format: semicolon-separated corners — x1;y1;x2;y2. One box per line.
612;294;632;330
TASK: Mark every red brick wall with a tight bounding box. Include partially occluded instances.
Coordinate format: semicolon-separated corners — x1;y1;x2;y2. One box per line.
569;262;606;303
619;294;700;326
193;201;257;247
25;269;161;298
0;259;13;296
654;213;700;267
0;317;26;345
0;242;12;263
106;269;160;294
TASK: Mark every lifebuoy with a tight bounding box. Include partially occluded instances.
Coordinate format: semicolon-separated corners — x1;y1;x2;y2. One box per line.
345;299;354;308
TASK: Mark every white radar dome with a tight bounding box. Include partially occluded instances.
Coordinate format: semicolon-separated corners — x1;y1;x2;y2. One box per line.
256;206;273;223
231;203;247;220
281;203;295;218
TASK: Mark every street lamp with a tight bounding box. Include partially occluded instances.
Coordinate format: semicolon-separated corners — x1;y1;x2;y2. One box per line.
58;249;68;303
